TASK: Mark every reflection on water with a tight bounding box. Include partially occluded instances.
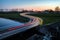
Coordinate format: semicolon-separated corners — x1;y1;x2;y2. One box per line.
0;18;23;31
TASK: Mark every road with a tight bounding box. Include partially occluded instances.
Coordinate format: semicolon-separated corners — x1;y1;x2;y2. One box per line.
20;12;43;26
0;12;43;40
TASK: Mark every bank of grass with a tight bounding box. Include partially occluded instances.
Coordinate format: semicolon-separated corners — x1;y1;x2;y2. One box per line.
0;12;60;24
0;12;29;23
29;13;60;24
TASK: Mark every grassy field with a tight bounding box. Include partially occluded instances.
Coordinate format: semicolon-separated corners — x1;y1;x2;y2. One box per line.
0;12;29;23
0;12;60;24
29;13;60;24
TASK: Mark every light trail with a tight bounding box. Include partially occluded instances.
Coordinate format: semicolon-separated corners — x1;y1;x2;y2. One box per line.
0;12;43;39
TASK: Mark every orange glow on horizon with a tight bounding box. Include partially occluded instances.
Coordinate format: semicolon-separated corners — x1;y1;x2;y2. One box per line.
11;6;57;11
23;6;55;11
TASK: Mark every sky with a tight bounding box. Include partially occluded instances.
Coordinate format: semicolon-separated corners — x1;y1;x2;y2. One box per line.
0;0;60;11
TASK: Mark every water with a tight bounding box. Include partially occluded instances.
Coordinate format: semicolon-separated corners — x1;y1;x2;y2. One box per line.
0;18;24;31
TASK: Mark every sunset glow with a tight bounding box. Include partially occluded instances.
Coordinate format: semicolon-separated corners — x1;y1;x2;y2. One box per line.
0;0;60;11
22;6;55;11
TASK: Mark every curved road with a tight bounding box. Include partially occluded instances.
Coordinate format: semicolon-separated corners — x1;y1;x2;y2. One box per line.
20;12;43;26
0;12;43;39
